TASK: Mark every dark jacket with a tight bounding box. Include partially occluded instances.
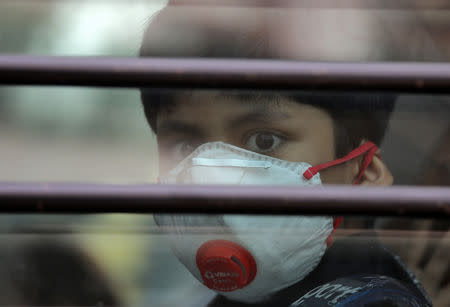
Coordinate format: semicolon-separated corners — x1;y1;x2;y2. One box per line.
207;233;431;307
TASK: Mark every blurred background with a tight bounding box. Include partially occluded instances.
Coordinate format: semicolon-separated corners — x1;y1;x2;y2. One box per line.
0;0;165;183
0;0;449;185
0;0;449;306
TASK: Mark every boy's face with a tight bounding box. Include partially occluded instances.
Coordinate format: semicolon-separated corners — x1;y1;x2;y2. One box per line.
156;91;358;185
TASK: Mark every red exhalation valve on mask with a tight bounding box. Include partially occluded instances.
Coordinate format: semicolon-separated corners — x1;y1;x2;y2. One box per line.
196;240;257;292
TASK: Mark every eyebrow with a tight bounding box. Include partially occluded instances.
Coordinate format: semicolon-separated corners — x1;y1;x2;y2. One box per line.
217;92;292;125
228;109;291;130
157;120;204;137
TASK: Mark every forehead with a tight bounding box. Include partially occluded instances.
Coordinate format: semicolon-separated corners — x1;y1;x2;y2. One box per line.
157;91;331;124
161;91;281;115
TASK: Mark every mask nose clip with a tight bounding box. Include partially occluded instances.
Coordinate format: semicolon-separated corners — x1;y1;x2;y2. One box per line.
196;240;257;292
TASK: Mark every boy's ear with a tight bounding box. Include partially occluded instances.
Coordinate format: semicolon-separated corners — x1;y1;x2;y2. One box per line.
355;151;393;186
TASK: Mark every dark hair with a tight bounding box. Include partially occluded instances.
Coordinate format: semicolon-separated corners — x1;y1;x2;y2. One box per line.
140;5;395;157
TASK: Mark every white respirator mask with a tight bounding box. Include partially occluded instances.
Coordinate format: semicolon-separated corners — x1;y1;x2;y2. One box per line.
155;141;377;303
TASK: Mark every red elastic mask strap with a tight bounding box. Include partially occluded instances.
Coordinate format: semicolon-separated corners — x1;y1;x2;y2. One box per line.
303;141;378;185
304;142;378;246
327;217;343;246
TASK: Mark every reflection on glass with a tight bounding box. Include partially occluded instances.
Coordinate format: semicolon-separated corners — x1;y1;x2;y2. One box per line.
0;215;448;306
1;0;449;62
0;1;449;306
0;87;449;186
144;90;449;188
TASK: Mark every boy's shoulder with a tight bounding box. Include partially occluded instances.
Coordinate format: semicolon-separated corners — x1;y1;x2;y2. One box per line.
207;233;432;307
288;274;430;307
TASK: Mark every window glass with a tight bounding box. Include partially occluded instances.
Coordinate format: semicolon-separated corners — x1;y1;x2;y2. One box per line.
0;86;157;184
0;1;448;62
0;0;165;56
0;1;449;306
0;214;447;306
0;87;447;306
0;87;448;187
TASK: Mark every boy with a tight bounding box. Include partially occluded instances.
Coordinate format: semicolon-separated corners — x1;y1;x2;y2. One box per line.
140;4;431;306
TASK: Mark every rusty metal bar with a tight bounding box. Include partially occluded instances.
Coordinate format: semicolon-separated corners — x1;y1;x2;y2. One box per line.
0;183;449;217
0;56;449;93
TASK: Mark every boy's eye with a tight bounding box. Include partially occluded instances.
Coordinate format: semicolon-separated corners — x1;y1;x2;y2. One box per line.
245;131;283;153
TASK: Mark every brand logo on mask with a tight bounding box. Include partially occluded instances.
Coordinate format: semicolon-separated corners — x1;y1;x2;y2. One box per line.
196;239;258;292
204;271;240;280
203;270;240;291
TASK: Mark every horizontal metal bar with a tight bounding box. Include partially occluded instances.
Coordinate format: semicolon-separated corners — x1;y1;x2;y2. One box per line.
170;0;450;10
0;56;449;93
0;183;448;218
